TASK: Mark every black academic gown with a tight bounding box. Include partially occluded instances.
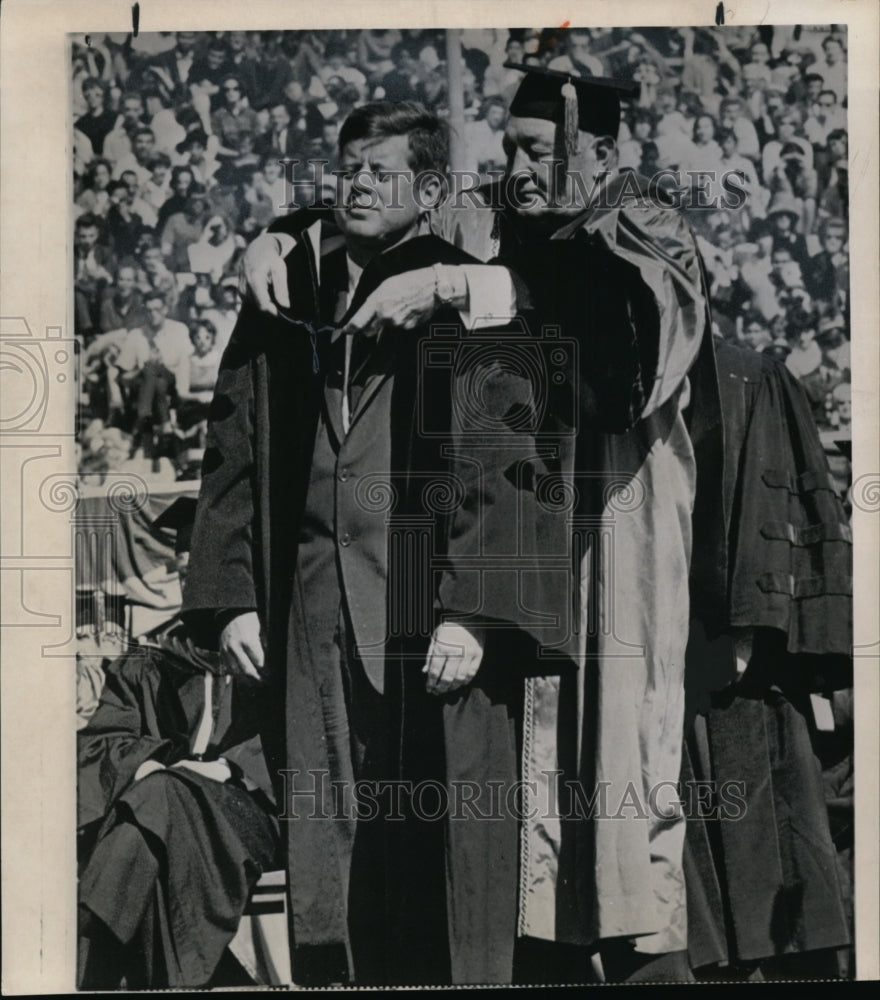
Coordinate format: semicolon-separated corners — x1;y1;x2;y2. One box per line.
183;213;480;985
430;175;723;982
77;637;278;989
682;342;852;972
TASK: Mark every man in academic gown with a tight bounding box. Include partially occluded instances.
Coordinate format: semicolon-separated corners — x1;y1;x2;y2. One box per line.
239;72;721;984
682;338;852;979
77;498;279;990
182;102;516;986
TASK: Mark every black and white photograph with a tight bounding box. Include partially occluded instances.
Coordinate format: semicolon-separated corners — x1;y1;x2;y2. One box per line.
1;0;878;992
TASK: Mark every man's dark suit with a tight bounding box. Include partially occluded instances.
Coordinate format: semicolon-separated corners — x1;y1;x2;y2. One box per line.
254;124;308;160
183;210;477;985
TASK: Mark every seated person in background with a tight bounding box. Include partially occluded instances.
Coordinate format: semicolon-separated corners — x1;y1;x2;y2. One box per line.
116;290;191;447
137;240;181;318
106;180;147;259
74;213;116;336
140;152;173;215
199;275;241;353
77;498;279;989
98;261;148;333
176;319;221;429
174;319;222;473
161;190;210;274
187;214;237;282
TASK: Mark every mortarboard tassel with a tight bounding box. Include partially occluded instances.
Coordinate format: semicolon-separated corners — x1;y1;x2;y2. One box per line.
561;78;579;160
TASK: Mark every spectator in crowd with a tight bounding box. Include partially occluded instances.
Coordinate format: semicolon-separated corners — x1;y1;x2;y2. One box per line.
313;38;367;100
183;319;222;404
75;79;118;157
689;112;725;177
769;46;803;94
113;126;157;185
188;37;234;126
238;165;276;233
106;181;147;260
379;42;422;102
250;32;295;112
146;30;199;102
819;34;847;104
770;143;818;233
74;213;115;336
817;313;850;375
103;92;148;166
766;191;810;267
212;75;260;161
785;308;824;379
618;106;657;170
254;101;306;158
116;290;191;445
140;153;173;214
804;89;846;148
547;26;606;76
98;261;148;333
76;158;114;218
137;240;180;318
256;156;290;218
739;309;773;351
198;276;240;353
762;107;813;180
719;128;765;226
483;34;527;103
752;86;786;147
818;127;848;217
174;319;222;463
161;190;210;273
119;168;159;227
788;69;825;111
186;214;237;282
138;81;188;157
174;129;220;188
157;165;197;229
718;96;759;159
226;30;259;104
742;38;773;89
805;216;849;306
357;27;402;82
177;270;217;325
463;96;507;179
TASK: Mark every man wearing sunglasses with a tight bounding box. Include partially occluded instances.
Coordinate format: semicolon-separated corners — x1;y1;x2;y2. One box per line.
183;101;505;987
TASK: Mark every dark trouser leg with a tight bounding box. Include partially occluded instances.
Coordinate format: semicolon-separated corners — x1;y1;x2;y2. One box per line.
512;937;599;984
600;940;695;983
341;623;389;986
441;660;521;984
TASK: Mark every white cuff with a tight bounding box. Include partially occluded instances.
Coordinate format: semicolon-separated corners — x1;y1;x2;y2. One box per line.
459;265;517;330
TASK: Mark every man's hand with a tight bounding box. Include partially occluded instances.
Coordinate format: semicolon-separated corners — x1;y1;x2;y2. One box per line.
341;268;450;339
239;232;295;315
423;623;485;696
172;758;233;783
219;611;265;681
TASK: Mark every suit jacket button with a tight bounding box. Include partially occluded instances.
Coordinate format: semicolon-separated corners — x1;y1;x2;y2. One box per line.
339;532;351;547
338;467;349;483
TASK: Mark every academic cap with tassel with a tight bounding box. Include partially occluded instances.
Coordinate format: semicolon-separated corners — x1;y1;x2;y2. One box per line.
505;62;639;159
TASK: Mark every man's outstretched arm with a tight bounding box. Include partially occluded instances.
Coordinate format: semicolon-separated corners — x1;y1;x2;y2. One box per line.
240;226;517;333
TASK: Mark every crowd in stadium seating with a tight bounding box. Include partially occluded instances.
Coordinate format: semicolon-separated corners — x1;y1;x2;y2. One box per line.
72;25;851;482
